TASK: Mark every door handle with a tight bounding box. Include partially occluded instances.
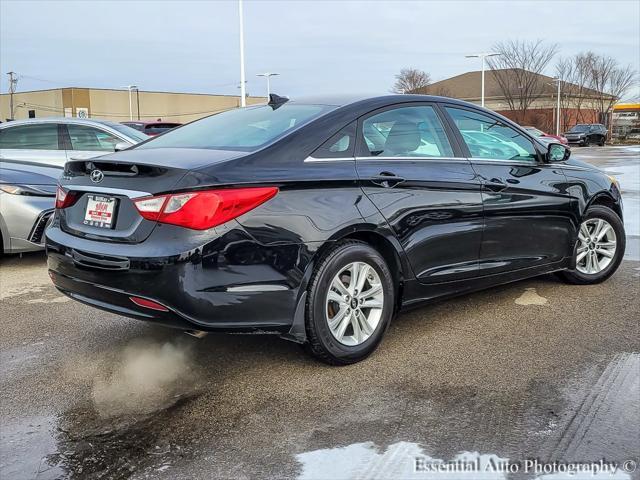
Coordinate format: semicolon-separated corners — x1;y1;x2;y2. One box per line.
370;171;405;188
483;177;508;192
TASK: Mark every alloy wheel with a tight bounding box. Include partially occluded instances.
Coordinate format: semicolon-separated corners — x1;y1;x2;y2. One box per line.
325;261;384;346
576;218;617;274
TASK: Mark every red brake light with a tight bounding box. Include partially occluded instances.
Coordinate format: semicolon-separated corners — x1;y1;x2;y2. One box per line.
129;296;169;312
55;186;80;209
133;187;278;230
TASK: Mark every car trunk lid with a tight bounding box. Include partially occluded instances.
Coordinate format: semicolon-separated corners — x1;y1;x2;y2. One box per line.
58;148;248;243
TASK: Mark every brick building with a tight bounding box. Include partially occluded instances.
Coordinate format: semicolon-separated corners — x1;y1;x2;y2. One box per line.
413;69;615;133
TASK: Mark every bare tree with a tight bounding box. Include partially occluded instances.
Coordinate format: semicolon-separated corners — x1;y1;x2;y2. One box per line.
556;52;637;129
556;53;593;129
392;68;431;94
587;54;636;126
487;39;558;123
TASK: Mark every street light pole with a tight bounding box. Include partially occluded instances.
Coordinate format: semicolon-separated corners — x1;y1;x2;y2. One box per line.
556;78;561;135
238;0;246;107
256;72;279;98
465;53;500;108
125;85;137;121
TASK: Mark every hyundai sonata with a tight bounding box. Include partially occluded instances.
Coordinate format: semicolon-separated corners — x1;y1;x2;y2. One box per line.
46;94;625;364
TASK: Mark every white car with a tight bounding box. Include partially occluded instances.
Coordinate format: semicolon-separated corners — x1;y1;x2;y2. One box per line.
0;118;149;167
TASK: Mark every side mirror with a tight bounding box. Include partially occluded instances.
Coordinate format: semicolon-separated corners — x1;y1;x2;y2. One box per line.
114;141;131;152
547;143;570;163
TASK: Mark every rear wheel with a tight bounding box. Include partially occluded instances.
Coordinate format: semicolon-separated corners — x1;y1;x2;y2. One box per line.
304;240;394;365
559;206;625;284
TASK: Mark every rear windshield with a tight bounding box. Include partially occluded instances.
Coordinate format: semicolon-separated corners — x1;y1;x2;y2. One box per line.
138;104;331;151
102;122;150;142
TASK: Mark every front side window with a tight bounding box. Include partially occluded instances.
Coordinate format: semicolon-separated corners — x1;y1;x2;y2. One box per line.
445;107;537;162
0;124;59;150
360;105;453;158
138;104;332;152
67;124;121;151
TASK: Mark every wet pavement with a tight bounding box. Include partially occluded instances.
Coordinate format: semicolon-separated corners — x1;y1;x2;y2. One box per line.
1;145;639;480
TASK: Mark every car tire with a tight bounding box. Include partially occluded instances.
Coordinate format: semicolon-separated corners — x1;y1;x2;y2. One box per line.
599;138;606;146
304;240;395;365
559;205;625;285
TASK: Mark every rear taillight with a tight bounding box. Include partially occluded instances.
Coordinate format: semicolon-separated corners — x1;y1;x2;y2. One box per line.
55;186;80;209
133;187;278;230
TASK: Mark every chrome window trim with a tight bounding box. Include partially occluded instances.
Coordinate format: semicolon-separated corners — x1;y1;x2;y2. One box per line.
467;158;539;166
64;185;151;199
304;156;354;163
354;156;468;163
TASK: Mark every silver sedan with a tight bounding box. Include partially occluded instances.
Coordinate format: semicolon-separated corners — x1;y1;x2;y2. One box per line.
0;118;148;168
0;161;60;254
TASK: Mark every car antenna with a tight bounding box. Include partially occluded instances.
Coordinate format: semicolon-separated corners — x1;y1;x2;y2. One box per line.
268;93;289;110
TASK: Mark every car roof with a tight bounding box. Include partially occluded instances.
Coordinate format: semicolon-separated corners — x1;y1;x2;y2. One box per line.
287;93;474;108
0;117;117;128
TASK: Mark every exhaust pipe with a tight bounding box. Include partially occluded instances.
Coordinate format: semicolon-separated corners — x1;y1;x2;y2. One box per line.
185;330;208;339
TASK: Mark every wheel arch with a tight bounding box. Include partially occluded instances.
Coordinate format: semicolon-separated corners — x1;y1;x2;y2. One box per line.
283;224;410;344
585;192;623;222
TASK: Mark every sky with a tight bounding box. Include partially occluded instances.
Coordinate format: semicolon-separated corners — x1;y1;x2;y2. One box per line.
1;0;639;99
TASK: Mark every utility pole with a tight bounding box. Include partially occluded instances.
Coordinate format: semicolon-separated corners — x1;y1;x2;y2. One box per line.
465;53;500;108
256;72;279;98
6;71;18;120
238;0;246;107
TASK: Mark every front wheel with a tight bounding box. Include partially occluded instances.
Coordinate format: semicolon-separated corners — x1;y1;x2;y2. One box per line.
304;240;395;365
559;205;625;284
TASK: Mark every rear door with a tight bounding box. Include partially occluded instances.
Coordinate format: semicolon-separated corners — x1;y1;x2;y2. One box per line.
0;123;68;167
355;103;483;284
442;105;574;274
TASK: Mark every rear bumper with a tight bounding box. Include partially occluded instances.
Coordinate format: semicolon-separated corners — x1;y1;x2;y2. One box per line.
45;221;313;333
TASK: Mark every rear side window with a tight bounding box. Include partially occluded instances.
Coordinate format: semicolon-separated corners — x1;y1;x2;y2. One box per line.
312;123;356;158
445;107;537;162
0;124;60;150
67;125;121;151
138;104;332;152
360;105;454;158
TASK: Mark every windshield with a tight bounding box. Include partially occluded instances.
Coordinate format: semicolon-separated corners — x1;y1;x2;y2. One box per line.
569;125;589;133
138;104;331;151
103;122;150;142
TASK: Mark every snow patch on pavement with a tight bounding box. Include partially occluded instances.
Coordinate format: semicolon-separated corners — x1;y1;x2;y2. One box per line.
515;288;548;306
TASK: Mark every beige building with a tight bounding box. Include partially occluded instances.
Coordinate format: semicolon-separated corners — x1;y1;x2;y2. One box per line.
0;87;265;124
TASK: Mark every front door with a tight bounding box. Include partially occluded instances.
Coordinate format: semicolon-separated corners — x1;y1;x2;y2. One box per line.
355;103;484;284
443;105;574;275
63;124;125;160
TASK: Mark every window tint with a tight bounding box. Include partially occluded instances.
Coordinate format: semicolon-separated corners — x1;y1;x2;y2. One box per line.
445;107;537;162
361;106;453;158
312;123;356;158
67;125;121;151
138;104;331;152
0;124;59;150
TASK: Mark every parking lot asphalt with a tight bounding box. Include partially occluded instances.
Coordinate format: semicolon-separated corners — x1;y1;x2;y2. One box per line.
1;146;639;480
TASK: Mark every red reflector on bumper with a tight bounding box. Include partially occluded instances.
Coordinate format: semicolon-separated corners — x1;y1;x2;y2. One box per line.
129;296;169;312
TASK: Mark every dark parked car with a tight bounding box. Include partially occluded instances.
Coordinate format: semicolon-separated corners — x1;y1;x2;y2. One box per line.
564;124;607;146
122;121;182;136
46;95;625;364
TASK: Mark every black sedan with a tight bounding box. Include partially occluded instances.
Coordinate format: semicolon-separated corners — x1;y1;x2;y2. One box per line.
46;95;625;364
